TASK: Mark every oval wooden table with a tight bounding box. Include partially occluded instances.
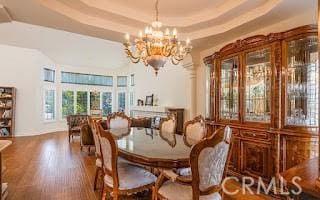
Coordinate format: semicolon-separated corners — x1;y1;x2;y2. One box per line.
108;127;191;169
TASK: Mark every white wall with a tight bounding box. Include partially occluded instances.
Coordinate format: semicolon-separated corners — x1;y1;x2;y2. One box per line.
127;62;191;120
0;44;61;136
195;11;318;116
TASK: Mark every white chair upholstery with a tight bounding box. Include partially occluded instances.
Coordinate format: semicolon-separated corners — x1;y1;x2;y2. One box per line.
185;122;205;146
198;143;229;191
160;119;176;134
99;135;113;171
176;167;192;176
104;162;156;190
109;116;129;129
156;126;233;200
96;158;102;168
158;181;221;200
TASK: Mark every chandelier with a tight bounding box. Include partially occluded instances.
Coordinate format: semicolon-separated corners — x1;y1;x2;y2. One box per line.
123;0;192;75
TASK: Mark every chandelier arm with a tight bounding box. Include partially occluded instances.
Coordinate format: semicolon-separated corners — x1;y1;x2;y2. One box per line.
125;48;141;61
128;55;140;63
171;56;180;65
163;45;172;57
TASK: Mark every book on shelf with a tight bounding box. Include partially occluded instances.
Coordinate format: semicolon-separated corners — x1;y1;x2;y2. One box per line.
0;128;9;136
5;101;12;107
1;110;11;118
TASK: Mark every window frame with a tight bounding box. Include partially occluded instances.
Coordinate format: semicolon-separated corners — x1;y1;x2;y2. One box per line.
44;68;55;83
117;76;128;87
43;87;56;122
61;71;113;86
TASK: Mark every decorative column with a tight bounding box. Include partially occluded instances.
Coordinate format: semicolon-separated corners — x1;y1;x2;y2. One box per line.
182;58;197;121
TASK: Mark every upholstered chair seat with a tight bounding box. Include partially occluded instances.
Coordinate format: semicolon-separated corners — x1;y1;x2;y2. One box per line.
176;167;192;176
158;181;221;200
104;161;156;190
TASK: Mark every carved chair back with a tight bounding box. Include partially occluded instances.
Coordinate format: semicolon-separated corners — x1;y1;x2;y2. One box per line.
190;126;233;198
88;117;101;157
67;114;88;129
159;116;177;146
107;112;132;129
96;121;120;189
183;115;206;147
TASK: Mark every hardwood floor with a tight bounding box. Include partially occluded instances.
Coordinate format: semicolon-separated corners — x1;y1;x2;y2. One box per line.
1;132;270;200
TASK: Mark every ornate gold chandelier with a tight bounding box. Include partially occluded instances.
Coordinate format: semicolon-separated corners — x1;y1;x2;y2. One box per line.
123;0;192;75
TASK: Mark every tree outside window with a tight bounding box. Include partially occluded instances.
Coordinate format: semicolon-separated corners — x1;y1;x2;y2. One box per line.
118;92;126;112
44;89;55;120
76;91;88;114
62;91;74;118
102;92;112;116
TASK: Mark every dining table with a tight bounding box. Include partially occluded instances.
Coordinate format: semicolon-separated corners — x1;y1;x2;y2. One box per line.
108;127;191;169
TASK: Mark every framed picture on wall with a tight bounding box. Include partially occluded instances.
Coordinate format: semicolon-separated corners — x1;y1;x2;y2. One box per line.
145;94;154;106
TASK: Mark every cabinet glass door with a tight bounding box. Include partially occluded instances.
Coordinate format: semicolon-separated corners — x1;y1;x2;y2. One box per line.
286;36;318;126
244;48;271;122
220;57;239;120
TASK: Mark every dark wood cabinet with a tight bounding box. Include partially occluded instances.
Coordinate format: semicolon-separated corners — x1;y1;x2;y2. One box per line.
204;25;318;184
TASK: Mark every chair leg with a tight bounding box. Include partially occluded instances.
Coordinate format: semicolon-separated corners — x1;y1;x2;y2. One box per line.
101;183;107;200
94;167;100;190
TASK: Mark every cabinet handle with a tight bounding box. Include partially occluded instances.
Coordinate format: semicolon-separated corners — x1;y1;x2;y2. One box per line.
252;133;256;137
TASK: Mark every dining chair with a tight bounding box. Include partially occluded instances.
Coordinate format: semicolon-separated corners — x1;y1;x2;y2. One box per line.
107;112;132;129
153;126;233;200
183;115;206;147
159;116;177;147
97;122;157;200
88;117;103;191
177;115;206;176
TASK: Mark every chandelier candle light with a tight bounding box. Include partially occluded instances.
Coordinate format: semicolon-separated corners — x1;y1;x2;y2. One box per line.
123;0;192;75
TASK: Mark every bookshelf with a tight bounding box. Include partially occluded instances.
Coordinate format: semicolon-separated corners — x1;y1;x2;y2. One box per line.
0;87;15;137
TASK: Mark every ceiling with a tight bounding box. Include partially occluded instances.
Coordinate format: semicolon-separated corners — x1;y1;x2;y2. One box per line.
0;22;128;69
0;0;317;68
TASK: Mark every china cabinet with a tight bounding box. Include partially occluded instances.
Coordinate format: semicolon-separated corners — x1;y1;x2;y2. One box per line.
204;25;318;184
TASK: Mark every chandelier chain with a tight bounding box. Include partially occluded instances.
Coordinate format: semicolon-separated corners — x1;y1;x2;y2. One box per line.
155;0;159;21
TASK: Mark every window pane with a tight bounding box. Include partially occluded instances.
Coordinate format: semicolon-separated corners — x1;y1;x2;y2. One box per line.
220;57;239;120
44;68;55;82
62;91;74;118
61;72;113;86
118;92;126;112
44;89;55;120
102;92;112;116
117;76;127;87
245;48;271;122
130;74;135;86
90;92;101;110
286;36;319;126
76;91;88;115
130;92;134;106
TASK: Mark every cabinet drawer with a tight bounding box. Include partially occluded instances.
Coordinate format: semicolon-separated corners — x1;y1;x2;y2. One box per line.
240;131;270;141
